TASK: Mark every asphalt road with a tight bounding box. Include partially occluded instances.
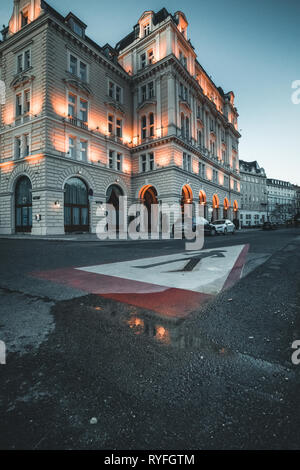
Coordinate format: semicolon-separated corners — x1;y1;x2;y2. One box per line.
0;228;300;449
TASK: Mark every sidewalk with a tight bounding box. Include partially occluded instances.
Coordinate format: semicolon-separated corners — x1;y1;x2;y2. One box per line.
0;227;264;242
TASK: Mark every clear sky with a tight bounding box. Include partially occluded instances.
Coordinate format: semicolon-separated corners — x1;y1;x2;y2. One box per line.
1;0;299;184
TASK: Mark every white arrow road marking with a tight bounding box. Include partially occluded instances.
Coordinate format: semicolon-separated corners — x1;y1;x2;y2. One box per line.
77;244;247;295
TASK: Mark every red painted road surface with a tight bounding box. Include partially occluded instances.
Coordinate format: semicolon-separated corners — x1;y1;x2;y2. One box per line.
31;244;249;318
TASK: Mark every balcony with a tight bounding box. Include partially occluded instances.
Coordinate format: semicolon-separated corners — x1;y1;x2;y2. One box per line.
106;133;124;145
67;116;88;130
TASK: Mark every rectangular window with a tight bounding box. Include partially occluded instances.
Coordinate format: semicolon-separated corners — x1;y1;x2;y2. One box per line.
21;10;29;28
183;153;187;171
109;150;114;169
68;137;76;158
24;50;31;70
198;130;202;146
184;87;188;101
199;163;205;178
148;81;154;98
117;153;122;171
179;83;184;98
80;140;88;161
144;23;150;36
141;115;147;139
149;152;154;171
73;22;84;38
116;119;122;138
16;94;22;117
24;90;30;114
141;85;147;101
109;81;115;98
148;49;154;65
141;154;147;172
69;55;78;75
141;53;146;69
69;54;88;82
17;54;23;73
68;93;76;117
79;62;87;82
116;86;121;103
79;99;88;122
24;134;30;156
15;137;21;159
108;115;114;134
149;113;154;137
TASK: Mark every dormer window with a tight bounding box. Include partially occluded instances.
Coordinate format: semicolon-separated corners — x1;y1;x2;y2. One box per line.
21;10;29;28
65;13;87;39
143;23;150;37
73;22;84;38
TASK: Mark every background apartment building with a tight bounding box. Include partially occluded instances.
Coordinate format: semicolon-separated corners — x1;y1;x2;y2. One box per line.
0;0;241;235
239;160;267;227
267;179;297;223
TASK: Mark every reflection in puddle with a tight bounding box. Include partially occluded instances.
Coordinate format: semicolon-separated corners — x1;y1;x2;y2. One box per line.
89;302;228;353
125;312;210;349
127;316;145;335
155;326;170;345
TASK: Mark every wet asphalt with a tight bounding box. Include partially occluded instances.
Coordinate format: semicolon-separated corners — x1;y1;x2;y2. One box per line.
0;228;299;450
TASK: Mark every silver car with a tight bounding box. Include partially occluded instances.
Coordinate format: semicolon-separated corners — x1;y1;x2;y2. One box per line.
211;219;236;235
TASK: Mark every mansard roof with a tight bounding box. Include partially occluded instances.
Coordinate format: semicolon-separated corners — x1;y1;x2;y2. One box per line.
115;8;172;52
239;160;265;175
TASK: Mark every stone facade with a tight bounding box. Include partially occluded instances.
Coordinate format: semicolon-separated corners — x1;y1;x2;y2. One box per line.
267;178;297;223
0;1;241;235
239;160;267;227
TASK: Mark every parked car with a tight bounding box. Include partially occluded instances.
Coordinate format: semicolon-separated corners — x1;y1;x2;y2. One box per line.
173;216;217;238
262;221;277;230
211;219;236;235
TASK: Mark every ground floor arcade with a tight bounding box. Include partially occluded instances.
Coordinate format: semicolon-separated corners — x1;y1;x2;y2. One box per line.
0;156;240;236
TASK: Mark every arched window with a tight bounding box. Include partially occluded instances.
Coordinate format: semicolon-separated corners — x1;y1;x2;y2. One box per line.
139;185;158;233
64;177;89;232
199;190;207;205
213;194;219;209
223;197;229;218
106;184;124;233
15;176;32;233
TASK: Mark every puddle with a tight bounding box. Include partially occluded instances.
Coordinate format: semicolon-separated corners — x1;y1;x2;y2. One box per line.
87;299;231;354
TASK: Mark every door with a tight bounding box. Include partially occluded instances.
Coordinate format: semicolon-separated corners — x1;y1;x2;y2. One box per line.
15;176;32;233
64;177;89;232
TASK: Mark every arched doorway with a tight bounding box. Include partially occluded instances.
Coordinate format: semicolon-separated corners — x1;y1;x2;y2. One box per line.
212;194;220;221
199;190;208;219
223;197;229;218
15;176;32;233
140;185;158;232
64;177;89;233
106;184;124;232
233;200;239;227
181;185;194;221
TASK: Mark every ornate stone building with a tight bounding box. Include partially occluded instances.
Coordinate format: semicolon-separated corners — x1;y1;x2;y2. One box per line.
267;178;297;223
239;160;267;227
0;0;241;235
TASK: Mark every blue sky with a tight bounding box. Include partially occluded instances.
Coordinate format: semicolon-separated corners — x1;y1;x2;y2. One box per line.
1;0;299;184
